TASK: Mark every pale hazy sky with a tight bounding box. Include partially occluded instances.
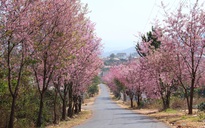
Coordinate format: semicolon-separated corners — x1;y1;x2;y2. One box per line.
80;0;191;52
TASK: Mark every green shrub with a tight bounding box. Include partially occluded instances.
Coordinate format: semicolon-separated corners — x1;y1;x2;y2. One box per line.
87;76;100;96
198;102;205;111
15;86;39;127
88;84;99;96
0;82;11;128
198;112;205;121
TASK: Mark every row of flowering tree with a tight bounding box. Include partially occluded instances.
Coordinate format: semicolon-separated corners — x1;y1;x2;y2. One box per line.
103;61;145;108
103;1;205;115
0;0;102;127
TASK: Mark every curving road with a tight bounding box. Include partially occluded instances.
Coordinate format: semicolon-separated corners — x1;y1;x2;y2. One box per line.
74;84;170;128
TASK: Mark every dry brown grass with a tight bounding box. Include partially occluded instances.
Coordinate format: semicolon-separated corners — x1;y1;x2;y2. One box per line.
142;110;205;128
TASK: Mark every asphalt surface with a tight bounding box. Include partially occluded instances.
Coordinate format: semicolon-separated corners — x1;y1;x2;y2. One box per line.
74;84;170;128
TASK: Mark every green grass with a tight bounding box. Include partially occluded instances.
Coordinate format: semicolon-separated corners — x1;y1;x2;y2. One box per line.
180;112;205;122
164;108;178;113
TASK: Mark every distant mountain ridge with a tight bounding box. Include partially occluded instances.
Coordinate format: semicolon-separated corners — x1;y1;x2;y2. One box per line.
102;47;137;57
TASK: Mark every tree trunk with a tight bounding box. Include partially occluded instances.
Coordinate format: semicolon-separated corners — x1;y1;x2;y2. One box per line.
188;100;193;114
57;83;68;120
78;96;82;112
129;92;134;108
53;89;58;124
165;90;170;109
8;96;17;128
68;100;73;118
184;88;191;114
188;83;194;114
67;84;73;118
62;99;66;120
165;100;170;110
74;96;79;114
189;49;195;115
130;96;133;108
123;91;127;102
7;41;24;128
62;84;67;120
37;93;44;127
137;93;141;108
161;97;166;110
162;97;170;110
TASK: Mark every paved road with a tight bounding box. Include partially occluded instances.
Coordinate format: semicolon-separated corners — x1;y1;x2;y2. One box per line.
74;84;170;128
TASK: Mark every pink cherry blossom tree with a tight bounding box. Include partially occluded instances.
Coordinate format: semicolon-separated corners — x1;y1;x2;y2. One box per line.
140;48;177;110
103;66;124;98
67;26;102;117
29;0;89;126
137;1;205;113
0;1;38;127
103;63;138;108
126;60;146;108
51;18;102;120
159;1;205;114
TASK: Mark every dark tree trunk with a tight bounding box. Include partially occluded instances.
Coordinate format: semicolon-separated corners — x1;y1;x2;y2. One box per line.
165;90;170;109
129;92;134;108
57;82;68;120
188;49;195;115
61;84;68;120
37;93;44;127
161;97;166;110
67;83;73;118
159;81;171;110
78;96;82;112
62;99;66;120
7;41;24;128
68;100;73;118
188;98;193;115
123;91;127;102
137;93;141;108
162;92;170;110
73;95;78;114
184;88;191;114
188;78;195;115
8;96;17;128
53;89;58;124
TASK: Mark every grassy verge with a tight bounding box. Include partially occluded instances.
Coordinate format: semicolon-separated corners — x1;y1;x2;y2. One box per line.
138;109;205;128
110;93;205;128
